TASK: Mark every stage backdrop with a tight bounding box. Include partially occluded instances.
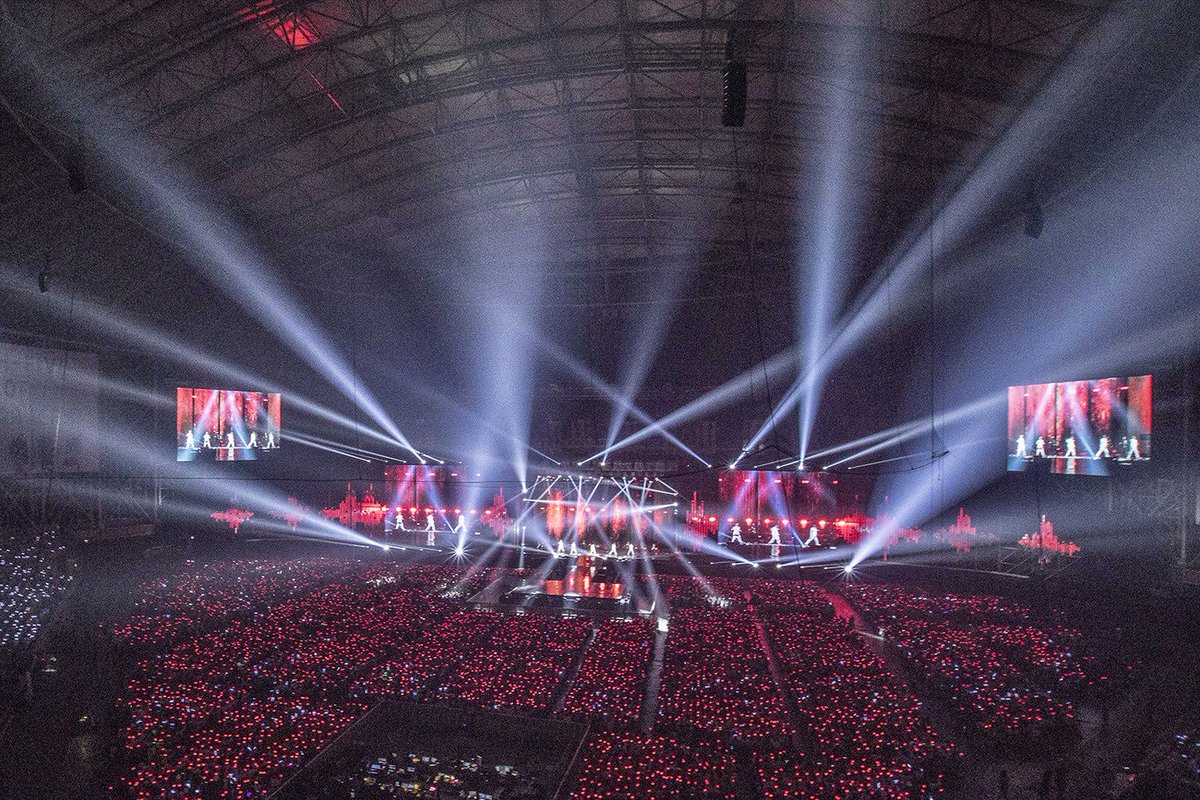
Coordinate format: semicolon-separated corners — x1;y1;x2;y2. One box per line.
0;341;99;474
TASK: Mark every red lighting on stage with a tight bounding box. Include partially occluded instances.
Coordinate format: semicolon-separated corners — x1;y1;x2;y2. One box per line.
211;506;254;533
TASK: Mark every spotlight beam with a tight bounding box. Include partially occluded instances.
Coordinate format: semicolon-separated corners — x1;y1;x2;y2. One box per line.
741;7;1153;456
533;336;710;467
587;346;797;463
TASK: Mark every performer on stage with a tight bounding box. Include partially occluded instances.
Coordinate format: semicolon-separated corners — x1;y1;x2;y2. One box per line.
247;431;258;449
202;431;212;449
1014;433;1028;458
555;539;566;558
625;541;636;559
453;512;467;535
1035;435;1047;458
569;540;579;558
730;523;744;544
588;542;599;559
185;430;196;449
802;525;822;548
225;432;236;458
266;432;276;449
1125;436;1142;460
607;542;619;559
1064;435;1077;459
425;513;436;546
1095;435;1111;459
768;524;781;558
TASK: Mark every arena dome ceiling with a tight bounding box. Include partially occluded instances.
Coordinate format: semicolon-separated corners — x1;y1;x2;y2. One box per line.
0;0;1156;320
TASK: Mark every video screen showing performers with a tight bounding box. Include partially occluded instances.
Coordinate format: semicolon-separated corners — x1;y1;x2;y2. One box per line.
176;388;282;461
1007;375;1151;475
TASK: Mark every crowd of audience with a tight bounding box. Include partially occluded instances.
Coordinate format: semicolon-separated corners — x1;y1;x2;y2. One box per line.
561;617;651;724
113;577;434;799
648;573;747;609
761;610;960;798
110;557;345;652
842;583;1109;743
95;560;1132;800
657;607;792;739
433;611;591;712
109;560;639;798
0;529;73;652
568;731;738;800
745;578;829;612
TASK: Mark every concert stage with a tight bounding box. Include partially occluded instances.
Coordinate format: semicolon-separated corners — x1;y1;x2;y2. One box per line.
472;557;655;615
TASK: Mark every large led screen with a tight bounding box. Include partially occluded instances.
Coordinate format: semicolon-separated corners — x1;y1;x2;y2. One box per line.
177;388;281;461
1007;375;1150;475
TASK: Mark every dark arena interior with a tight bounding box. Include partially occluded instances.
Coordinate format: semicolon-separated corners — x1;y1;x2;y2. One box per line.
3;2;1200;799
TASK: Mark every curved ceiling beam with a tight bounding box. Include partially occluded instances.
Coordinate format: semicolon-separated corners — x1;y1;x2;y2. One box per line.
133;16;1046;135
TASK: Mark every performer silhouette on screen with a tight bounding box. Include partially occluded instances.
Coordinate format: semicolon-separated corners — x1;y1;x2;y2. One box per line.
730;523;744;544
185;430;196;450
202;432;212;449
1015;433;1028;458
803;525;822;548
1095;435;1111;459
1126;437;1142;460
1064;435;1077;459
1035;436;1047;458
